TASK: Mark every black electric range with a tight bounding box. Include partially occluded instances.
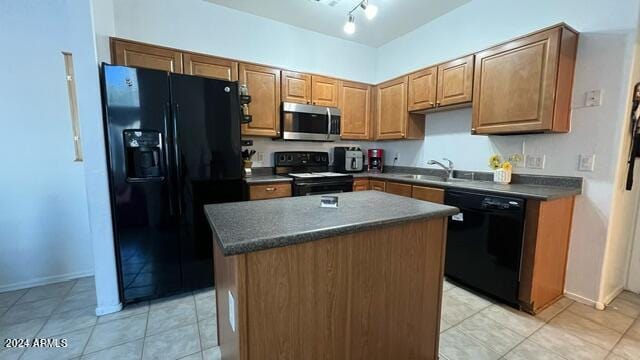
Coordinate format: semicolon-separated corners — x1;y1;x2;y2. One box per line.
274;151;353;196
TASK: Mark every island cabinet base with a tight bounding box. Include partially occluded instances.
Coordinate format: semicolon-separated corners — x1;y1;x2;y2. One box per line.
213;218;448;360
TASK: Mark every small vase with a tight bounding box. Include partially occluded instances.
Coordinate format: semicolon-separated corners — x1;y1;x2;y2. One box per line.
493;169;512;184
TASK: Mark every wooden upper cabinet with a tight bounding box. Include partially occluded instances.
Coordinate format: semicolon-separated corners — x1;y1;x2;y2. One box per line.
111;39;183;73
281;71;312;104
437;55;474;107
240;63;281;137
183;53;238;81
408;66;437;112
375;77;424;140
340;81;372;140
472;25;578;134
311;76;339;107
375;77;408;140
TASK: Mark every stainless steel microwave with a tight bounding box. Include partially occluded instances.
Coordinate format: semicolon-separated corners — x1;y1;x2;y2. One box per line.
280;102;340;141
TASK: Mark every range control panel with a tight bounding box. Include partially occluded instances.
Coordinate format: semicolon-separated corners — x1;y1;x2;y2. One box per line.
274;151;329;167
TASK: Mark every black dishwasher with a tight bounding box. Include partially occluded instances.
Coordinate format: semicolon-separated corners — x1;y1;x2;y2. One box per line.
444;190;526;308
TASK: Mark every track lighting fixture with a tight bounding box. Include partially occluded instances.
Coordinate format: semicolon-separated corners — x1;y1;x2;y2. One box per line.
343;0;377;35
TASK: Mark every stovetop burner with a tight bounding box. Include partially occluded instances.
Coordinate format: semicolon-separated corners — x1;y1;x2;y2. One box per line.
274;151;354;196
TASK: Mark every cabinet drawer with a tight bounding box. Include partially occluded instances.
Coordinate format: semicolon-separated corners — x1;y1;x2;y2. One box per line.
353;179;370;191
412;185;444;204
385;182;412;197
370;180;386;192
249;183;291;200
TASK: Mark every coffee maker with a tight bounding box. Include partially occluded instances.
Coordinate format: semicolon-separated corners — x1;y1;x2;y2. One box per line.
368;149;384;173
334;147;364;172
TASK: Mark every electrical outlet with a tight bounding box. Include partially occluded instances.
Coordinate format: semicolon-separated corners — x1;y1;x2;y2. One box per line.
256;152;264;162
578;154;595;172
585;89;603;107
394;152;399;162
526;154;546;169
509;153;525;168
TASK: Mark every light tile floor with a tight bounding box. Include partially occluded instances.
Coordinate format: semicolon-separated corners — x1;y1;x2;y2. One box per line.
1;277;639;360
0;277;220;360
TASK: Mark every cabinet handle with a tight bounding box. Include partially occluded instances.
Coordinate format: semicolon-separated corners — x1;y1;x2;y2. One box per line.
265;187;276;192
436;101;441;106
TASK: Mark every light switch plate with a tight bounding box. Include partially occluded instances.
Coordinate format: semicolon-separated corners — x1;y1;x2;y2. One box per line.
526;154;546;169
585;89;603;107
578;154;596;172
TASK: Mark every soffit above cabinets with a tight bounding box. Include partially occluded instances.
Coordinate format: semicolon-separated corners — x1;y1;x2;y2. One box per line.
203;0;470;47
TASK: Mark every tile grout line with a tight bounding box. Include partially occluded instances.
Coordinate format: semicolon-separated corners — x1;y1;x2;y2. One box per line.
15;279;79;360
193;293;204;355
139;305;151;360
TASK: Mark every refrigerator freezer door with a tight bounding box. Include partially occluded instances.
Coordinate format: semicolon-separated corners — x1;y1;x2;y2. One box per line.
102;64;182;303
170;74;244;289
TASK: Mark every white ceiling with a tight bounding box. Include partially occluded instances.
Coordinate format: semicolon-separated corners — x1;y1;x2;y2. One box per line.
204;0;470;47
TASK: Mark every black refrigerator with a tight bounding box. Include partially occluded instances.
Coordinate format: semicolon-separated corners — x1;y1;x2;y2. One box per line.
100;64;244;304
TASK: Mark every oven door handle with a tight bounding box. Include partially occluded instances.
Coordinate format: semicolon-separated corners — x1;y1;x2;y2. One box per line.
326;107;332;139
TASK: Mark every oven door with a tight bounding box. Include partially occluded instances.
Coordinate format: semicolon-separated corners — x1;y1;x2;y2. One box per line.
293;180;353;196
282;102;340;141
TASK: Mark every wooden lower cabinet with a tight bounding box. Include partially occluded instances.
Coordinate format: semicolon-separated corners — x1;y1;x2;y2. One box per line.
240;63;281;137
519;196;575;314
370;180;386;192
385;181;412;197
412;185;445;204
214;217;447;360
248;183;291;200
352;178;370;191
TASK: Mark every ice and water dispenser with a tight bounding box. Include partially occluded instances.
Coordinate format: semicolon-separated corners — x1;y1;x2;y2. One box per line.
124;130;164;181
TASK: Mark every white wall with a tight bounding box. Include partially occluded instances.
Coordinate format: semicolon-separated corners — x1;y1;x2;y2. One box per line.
111;0;377;83
374;0;640;305
0;0;97;291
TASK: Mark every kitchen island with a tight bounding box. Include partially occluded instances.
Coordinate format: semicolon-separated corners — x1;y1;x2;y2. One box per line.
205;191;458;360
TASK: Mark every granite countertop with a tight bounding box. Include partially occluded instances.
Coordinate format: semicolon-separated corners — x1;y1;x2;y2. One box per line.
355;173;581;200
244;174;292;184
205;191;459;256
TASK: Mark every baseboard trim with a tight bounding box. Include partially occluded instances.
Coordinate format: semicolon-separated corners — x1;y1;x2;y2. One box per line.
602;286;625;306
95;303;122;316
0;270;94;293
564;290;600;308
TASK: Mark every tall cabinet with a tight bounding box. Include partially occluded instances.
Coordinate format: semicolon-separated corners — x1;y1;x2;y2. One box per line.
239;64;282;137
339;81;372;140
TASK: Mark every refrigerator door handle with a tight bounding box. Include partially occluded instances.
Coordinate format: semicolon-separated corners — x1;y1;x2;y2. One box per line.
173;103;183;216
162;102;176;216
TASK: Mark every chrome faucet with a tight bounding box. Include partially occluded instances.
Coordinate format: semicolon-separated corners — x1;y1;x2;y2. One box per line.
427;158;454;179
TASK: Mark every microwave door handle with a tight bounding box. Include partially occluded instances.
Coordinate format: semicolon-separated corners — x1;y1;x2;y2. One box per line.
327;107;331;139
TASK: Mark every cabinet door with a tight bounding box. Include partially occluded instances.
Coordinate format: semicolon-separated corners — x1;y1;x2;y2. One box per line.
472;28;562;134
281;71;312;104
353;179;370;192
340;81;372;140
111;39;183;73
370;180;386;192
311;76;339;106
385;182;412;197
408;67;437;112
375;77;408;140
240;64;281;137
437;55;473;107
183;53;238;81
412;185;444;204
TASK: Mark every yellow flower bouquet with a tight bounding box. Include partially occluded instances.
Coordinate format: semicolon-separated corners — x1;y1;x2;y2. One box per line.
488;154;512;184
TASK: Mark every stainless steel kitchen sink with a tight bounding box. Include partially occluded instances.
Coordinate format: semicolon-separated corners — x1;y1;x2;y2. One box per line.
398;174;472;183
